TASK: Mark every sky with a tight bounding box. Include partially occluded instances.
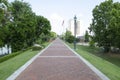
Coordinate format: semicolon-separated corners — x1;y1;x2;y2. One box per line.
8;0;120;35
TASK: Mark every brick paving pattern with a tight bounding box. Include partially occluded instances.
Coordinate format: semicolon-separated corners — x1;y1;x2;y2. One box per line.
16;38;102;80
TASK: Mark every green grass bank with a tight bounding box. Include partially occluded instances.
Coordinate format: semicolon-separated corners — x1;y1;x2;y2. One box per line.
0;42;49;80
67;43;120;80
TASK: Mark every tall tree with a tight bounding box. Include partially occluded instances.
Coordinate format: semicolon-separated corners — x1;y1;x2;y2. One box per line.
89;0;120;52
11;0;51;51
84;30;89;42
35;16;51;37
0;0;52;52
65;30;74;43
109;2;120;48
0;0;11;47
11;0;36;51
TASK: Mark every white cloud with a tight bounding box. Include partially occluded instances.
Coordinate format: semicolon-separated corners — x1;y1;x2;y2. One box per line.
50;13;63;21
77;14;83;19
80;20;89;36
49;13;65;35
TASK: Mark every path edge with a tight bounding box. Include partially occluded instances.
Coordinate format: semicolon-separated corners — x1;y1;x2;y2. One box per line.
63;41;110;80
6;41;53;80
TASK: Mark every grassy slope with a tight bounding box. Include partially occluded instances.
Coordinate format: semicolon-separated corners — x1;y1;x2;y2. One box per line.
0;42;50;80
0;50;39;80
77;45;120;67
68;43;120;80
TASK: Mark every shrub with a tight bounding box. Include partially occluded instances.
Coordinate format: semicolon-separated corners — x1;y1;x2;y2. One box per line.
66;35;74;43
0;47;32;63
0;51;22;63
89;40;95;47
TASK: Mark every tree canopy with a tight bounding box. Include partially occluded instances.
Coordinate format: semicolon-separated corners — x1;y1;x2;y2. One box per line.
0;0;51;52
89;0;120;52
84;30;89;42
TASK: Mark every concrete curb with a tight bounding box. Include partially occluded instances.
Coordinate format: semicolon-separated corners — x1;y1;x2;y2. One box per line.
63;41;110;80
6;42;53;80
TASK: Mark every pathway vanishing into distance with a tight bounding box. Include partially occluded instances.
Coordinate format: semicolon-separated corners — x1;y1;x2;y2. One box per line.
7;38;109;80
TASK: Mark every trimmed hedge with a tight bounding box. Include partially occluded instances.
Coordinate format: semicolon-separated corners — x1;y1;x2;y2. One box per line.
0;47;32;63
0;44;45;63
0;51;22;63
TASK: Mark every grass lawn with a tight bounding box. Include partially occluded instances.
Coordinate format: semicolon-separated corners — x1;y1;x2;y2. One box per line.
76;45;120;67
0;42;50;80
67;43;120;80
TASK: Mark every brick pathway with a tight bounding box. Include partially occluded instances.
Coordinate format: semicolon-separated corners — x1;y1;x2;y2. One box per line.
15;38;103;80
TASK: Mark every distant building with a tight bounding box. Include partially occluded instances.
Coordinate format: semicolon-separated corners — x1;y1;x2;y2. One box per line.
67;19;80;37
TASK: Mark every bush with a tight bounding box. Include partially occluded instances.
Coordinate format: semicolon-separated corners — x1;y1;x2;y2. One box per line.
66;35;74;43
0;47;33;63
89;40;95;47
0;51;22;63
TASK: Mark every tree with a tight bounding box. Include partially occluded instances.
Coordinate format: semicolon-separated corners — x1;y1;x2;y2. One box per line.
109;2;120;48
84;30;89;42
0;0;12;26
11;0;37;51
89;0;120;52
0;0;9;6
65;31;74;43
0;0;11;47
0;0;52;52
50;31;57;40
35;16;51;38
10;0;52;52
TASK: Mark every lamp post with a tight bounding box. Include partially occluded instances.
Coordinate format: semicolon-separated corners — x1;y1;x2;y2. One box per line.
74;15;77;50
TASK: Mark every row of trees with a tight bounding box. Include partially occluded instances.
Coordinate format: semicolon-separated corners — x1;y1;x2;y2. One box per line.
0;0;52;52
89;0;120;52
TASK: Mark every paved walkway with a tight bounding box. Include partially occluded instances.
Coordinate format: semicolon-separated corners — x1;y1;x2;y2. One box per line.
8;38;109;80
